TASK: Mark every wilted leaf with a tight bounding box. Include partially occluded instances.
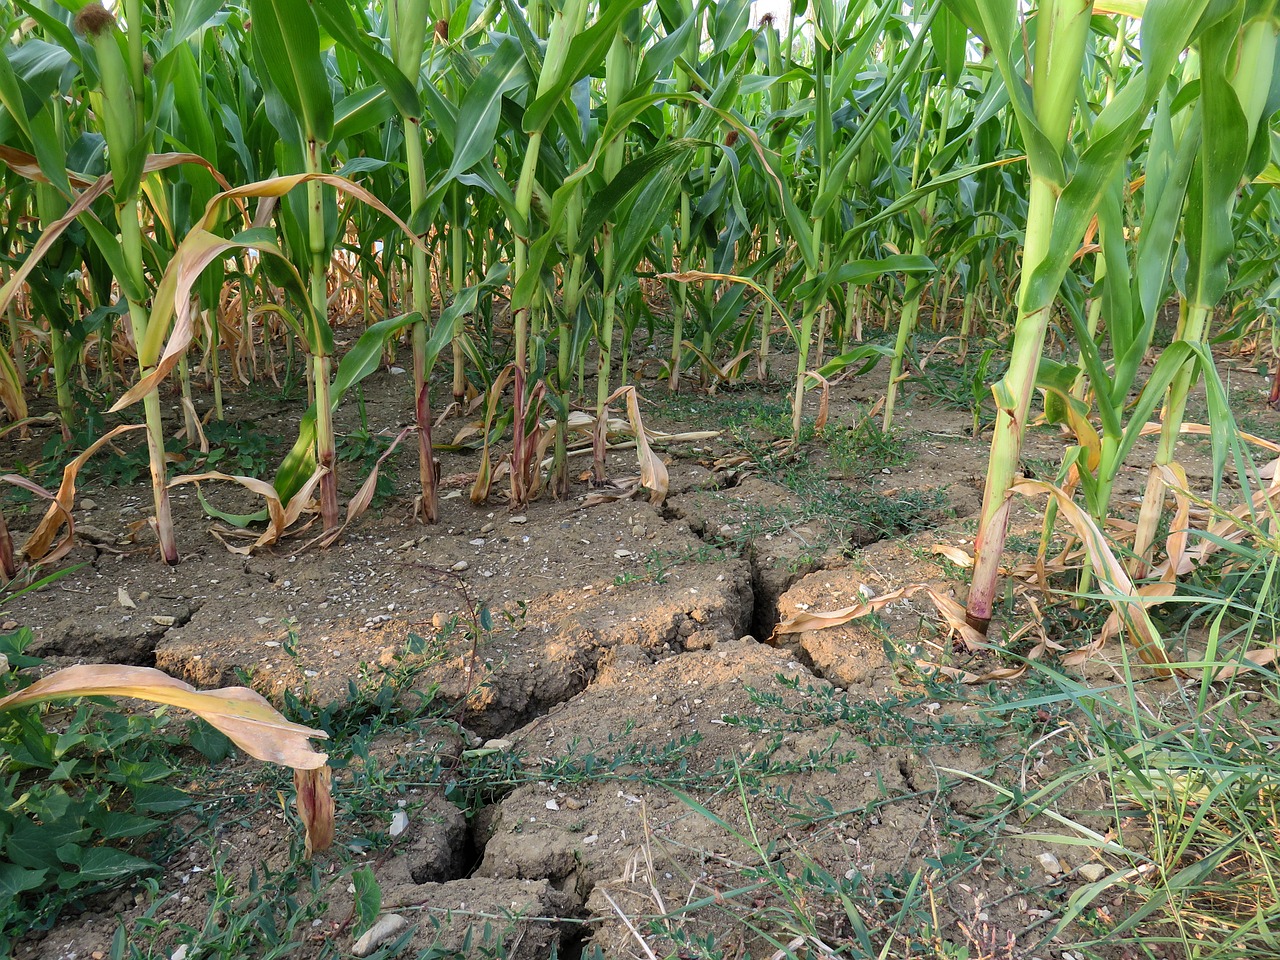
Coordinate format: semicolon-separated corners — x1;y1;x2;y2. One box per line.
0;664;329;769
1012;479;1172;674
604;385;668;505
802;371;831;431
169;468;324;553
311;426;415;550
21;424;144;562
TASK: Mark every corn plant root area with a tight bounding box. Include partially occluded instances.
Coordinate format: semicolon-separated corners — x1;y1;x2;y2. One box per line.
5;365;1276;960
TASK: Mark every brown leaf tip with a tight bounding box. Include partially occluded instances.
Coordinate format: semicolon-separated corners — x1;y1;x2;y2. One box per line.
74;3;118;38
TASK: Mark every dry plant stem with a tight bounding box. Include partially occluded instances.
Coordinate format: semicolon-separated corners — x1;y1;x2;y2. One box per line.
0;506;17;582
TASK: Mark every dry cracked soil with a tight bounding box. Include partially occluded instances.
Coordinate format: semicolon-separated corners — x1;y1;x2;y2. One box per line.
4;357;1277;960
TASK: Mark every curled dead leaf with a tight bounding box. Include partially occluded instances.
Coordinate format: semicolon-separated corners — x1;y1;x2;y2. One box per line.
603;386;668;505
772;584;928;637
1011;479;1173;675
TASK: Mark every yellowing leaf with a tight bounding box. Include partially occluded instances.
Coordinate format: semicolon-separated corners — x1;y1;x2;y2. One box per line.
0;664;328;769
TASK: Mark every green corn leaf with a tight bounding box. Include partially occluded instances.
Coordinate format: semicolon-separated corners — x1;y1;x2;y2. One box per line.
312;0;421;120
163;0;227;55
931;4;967;87
1184;15;1250;309
815;344;892;379
0;53;72;197
248;0;334;145
524;0;649;134
441;39;530;183
195;486;269;528
577;138;707;254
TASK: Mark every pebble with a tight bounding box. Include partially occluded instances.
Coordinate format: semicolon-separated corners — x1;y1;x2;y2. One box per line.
1037;852;1062;876
483;738;513;751
450;560;469;572
171;947;189;960
480;522;496;534
80;498;97;510
508;515;527;524
1078;863;1107;882
389;810;410;837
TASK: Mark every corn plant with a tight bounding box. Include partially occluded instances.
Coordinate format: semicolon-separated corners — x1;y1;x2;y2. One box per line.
955;0;1229;633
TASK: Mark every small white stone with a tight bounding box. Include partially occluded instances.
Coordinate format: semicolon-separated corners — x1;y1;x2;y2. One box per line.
352;914;410;957
1038;852;1062;876
450;560;470;572
1078;863;1107;882
389;810;410;837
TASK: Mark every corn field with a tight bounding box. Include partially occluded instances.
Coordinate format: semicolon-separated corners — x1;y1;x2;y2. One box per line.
1;0;1279;647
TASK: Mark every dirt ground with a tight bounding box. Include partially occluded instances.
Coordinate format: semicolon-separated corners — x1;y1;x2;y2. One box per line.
3;348;1277;960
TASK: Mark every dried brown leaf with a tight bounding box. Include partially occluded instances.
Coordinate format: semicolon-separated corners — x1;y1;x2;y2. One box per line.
932;544;974;568
294;765;335;857
1012;479;1172;673
605;386;668;505
23;424;144;562
773;584;927;637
